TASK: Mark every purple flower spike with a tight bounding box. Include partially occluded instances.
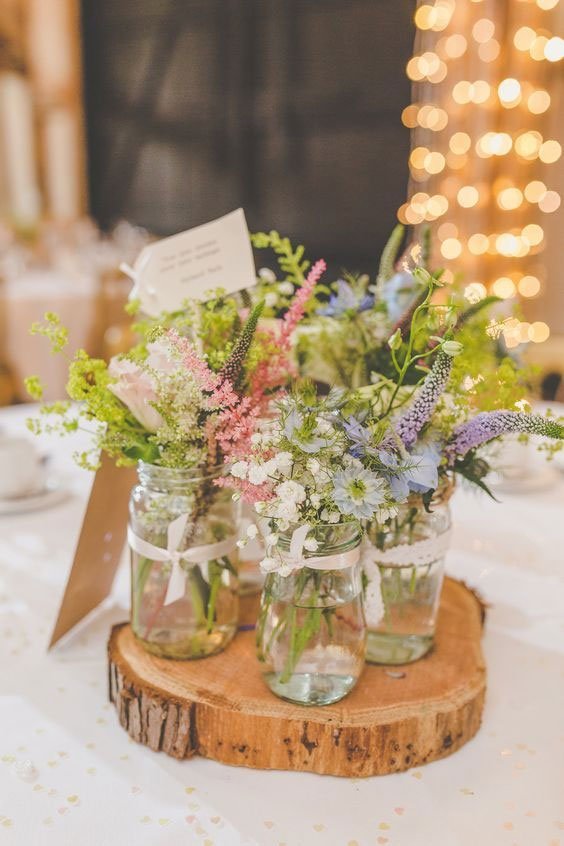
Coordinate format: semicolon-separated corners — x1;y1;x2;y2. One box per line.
395;352;453;449
446;411;564;463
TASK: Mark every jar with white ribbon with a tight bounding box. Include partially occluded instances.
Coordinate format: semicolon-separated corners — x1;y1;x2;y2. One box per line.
256;521;366;706
129;462;239;659
362;483;453;665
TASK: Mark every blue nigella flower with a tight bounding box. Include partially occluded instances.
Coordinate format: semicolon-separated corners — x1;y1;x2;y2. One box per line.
284;408;329;454
317;279;374;318
332;465;386;520
379;442;440;500
343;416;379;459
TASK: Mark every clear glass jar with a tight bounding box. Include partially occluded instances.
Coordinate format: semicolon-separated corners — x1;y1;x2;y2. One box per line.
238;502;266;596
363;487;452;665
129;463;239;659
257;522;366;706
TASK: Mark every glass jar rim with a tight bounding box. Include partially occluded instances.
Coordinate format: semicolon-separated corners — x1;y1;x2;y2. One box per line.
137;461;225;485
275;520;362;556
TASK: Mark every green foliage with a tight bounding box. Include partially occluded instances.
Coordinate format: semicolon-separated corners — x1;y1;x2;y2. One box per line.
376;224;405;287
30;312;69;353
219;300;264;388
251;230;310;285
24;375;43;400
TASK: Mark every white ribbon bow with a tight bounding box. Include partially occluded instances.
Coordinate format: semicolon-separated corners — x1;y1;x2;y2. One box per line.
128;513;237;606
273;524;360;574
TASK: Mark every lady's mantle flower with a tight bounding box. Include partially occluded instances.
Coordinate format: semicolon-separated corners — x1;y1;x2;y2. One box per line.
332;465;387;520
446;411;564;462
395;351;453;449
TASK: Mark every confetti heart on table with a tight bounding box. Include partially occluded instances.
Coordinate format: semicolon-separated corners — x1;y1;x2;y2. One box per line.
67;795;79;805
185;786;196;794
185;815;195;824
313;823;325;831
263;820;274;829
379;823;391;830
130;786;142;795
57;807;68;816
210;816;221;824
394;807;405;816
377;838;389;845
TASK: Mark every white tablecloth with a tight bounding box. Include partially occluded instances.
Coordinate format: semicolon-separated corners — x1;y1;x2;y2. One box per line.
0;404;563;846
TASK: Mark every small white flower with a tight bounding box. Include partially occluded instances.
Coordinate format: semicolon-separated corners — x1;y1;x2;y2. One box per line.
259;267;277;282
306;458;321;475
278;281;294;296
310;493;321;508
275;501;300;522
276;480;306;504
250;432;263;445
442;339;463;357
260;556;279;573
246;524;259;539
265;532;279;547
230;460;248;479
236;538;247;549
248;463;270;485
254;501;266;514
326;511;341;524
277;519;290;531
264;292;278;308
275;451;293;476
303;537;319;552
315;418;333;435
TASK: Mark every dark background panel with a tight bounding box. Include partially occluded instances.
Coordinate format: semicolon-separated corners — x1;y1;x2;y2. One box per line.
81;0;416;273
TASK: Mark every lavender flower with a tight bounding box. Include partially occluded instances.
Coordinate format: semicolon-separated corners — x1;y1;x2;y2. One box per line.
395;352;453;449
446;411;564;463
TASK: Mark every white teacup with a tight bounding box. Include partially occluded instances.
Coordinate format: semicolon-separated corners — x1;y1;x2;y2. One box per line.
0;436;44;499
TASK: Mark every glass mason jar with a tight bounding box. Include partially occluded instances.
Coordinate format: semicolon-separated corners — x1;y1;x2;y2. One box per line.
256;522;366;706
362;485;452;665
129;463;240;659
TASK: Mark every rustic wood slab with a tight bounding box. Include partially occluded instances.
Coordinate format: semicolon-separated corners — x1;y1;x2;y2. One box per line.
108;577;486;777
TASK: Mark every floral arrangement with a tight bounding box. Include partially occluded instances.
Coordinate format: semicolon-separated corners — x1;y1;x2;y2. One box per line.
25;258;328;472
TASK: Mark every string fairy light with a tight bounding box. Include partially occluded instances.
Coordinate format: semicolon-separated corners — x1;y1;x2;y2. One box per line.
400;0;562;347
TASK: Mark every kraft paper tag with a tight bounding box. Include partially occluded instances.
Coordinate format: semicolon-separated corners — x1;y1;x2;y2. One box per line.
48;456;136;648
124;208;256;317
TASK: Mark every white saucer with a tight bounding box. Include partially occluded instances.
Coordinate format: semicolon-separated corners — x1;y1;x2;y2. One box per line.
0;479;70;515
488;464;561;495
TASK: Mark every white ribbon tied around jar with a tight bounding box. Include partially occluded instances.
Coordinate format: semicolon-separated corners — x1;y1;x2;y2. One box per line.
360;530;452;625
127;513;238;606
273;523;361;574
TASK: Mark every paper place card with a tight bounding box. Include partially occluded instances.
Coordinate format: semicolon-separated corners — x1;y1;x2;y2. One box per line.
49;456;136;649
123;208;256;317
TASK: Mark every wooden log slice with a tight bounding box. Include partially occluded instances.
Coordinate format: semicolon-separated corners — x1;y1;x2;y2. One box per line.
108;577;486;777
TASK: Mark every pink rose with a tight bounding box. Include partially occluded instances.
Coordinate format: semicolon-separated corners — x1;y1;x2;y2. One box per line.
108;357;164;432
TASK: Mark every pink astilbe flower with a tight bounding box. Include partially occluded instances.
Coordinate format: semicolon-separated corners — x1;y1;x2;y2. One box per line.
215;474;274;505
206;379;239;410
215;396;264;460
168;330;219;392
279;259;327;349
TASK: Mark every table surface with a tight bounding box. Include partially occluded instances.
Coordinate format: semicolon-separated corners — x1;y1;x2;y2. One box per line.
1;404;563;846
